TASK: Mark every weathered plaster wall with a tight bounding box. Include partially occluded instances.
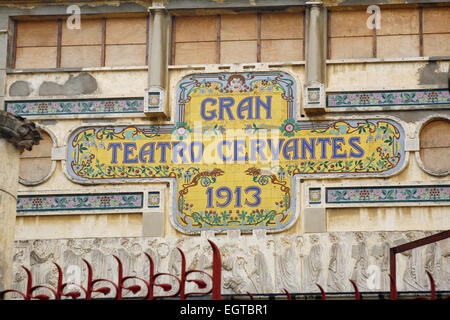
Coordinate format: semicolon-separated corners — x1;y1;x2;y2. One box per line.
6;69;148;98
15;213;143;240
327;60;450;90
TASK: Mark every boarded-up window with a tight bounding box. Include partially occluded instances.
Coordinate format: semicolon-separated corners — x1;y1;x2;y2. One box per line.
172;12;304;65
376;9;420;58
105;17;147;66
419;119;450;175
260;12;304;62
422;7;450;57
329;10;373;60
60;18;103;68
14;16;148;69
328;7;450;59
19;131;54;185
15;21;58;69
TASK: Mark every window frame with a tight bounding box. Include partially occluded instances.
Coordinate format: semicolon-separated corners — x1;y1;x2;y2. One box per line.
19;125;57;186
12;14;150;70
326;5;450;61
170;10;306;66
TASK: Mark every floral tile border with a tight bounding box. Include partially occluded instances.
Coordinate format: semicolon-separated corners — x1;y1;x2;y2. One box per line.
327;89;450;108
5;98;144;116
326;185;450;204
17;193;144;213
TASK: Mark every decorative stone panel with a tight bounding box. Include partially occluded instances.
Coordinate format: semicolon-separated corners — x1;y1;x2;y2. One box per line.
9;231;450;298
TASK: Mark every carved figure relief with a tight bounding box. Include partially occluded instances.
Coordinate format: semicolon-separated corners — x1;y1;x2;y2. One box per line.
327;233;346;292
424;232;441;289
275;236;301;293
304;235;322;292
351;232;369;290
402;232;424;291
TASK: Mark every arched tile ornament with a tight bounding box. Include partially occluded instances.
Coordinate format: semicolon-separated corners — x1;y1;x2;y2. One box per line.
65;71;407;234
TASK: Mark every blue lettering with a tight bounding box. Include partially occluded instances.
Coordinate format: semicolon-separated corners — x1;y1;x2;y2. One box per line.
349;137;364;158
172;142;188;163
218;140;232;162
190;141;204;163
107;143;122;164
301;138;316;160
156;142;172;163
139;142;155;163
267;138;284;161
201;98;217;121
332;137;347;158
219;97;235;120
255;96;272;119
283;138;299;160
316;138;331;159
250;139;267;162
237;97;253;120
234;140;248;162
123;143;138;164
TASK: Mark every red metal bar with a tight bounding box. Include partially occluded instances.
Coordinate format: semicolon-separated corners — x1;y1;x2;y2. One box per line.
391;230;450;255
388;275;397;300
390;230;450;296
209;240;222;300
426;271;436;300
316;284;326;300
349;280;360;300
283;289;292;300
389;249;397;298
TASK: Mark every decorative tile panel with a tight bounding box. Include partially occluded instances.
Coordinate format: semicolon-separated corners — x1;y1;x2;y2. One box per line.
5;98;144;116
16;193;144;213
148;191;161;208
327;89;450;108
307;88;321;105
326;185;450;204
65;72;407;234
309;188;321;204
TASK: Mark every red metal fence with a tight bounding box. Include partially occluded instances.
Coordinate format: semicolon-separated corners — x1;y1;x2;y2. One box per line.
1;233;449;300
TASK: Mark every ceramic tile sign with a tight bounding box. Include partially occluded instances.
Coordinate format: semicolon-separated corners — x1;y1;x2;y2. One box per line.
66;72;406;233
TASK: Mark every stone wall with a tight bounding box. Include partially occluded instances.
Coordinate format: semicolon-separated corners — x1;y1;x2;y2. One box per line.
9;231;450;298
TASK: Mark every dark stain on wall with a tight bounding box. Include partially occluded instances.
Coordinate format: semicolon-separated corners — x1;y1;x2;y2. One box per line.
417;61;448;86
39;73;98;96
8;80;31;97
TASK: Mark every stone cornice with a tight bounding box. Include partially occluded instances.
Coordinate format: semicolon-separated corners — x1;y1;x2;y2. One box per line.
0;110;42;152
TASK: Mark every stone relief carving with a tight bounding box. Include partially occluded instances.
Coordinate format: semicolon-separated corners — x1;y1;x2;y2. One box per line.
29;240;58;289
401;232;425;291
351;232;369;291
246;245;273;294
9;231;449;298
275;236;302;293
0;110;42;151
304;235;322;292
424;231;442;289
442;239;450;289
371;232;391;291
327;233;346;292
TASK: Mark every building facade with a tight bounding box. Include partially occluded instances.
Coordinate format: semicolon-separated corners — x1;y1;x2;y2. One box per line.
1;0;449;298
